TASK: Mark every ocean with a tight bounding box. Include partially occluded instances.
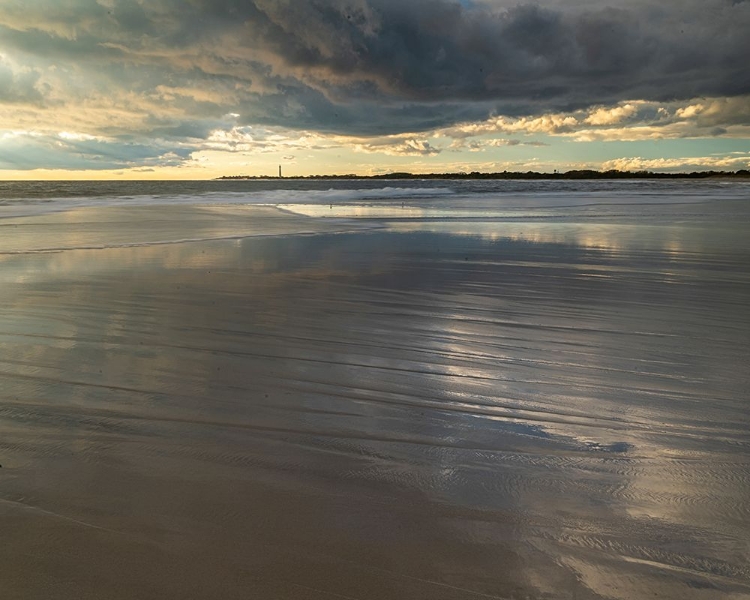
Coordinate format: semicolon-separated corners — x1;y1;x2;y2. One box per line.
1;179;749;599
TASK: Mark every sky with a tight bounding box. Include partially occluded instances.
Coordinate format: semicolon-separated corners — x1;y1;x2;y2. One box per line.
0;0;749;179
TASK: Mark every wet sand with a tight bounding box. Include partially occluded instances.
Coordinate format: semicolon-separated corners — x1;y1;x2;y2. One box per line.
1;202;749;599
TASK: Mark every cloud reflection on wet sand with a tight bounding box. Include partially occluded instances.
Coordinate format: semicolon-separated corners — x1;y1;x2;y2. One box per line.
0;209;749;599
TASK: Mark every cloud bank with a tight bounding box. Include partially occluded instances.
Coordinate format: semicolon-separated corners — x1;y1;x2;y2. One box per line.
0;0;748;171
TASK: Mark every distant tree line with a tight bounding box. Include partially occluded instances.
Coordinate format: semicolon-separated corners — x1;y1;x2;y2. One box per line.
219;169;750;180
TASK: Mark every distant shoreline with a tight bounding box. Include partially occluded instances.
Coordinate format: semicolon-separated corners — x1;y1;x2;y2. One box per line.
219;169;750;181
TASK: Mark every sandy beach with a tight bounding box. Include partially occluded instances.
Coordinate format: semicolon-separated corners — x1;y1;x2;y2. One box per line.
1;189;749;599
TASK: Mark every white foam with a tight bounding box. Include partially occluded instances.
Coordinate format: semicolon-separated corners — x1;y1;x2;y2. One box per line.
0;187;455;219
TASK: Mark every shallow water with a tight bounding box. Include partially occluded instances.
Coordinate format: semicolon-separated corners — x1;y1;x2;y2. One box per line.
0;182;749;599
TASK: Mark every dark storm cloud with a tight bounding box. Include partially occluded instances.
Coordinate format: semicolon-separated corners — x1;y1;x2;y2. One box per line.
206;0;750;130
0;0;748;137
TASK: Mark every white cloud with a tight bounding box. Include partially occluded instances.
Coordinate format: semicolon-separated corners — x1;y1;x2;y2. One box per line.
675;103;704;119
438;96;750;143
353;137;442;156
58;131;101;141
584;103;640;126
601;154;750;172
